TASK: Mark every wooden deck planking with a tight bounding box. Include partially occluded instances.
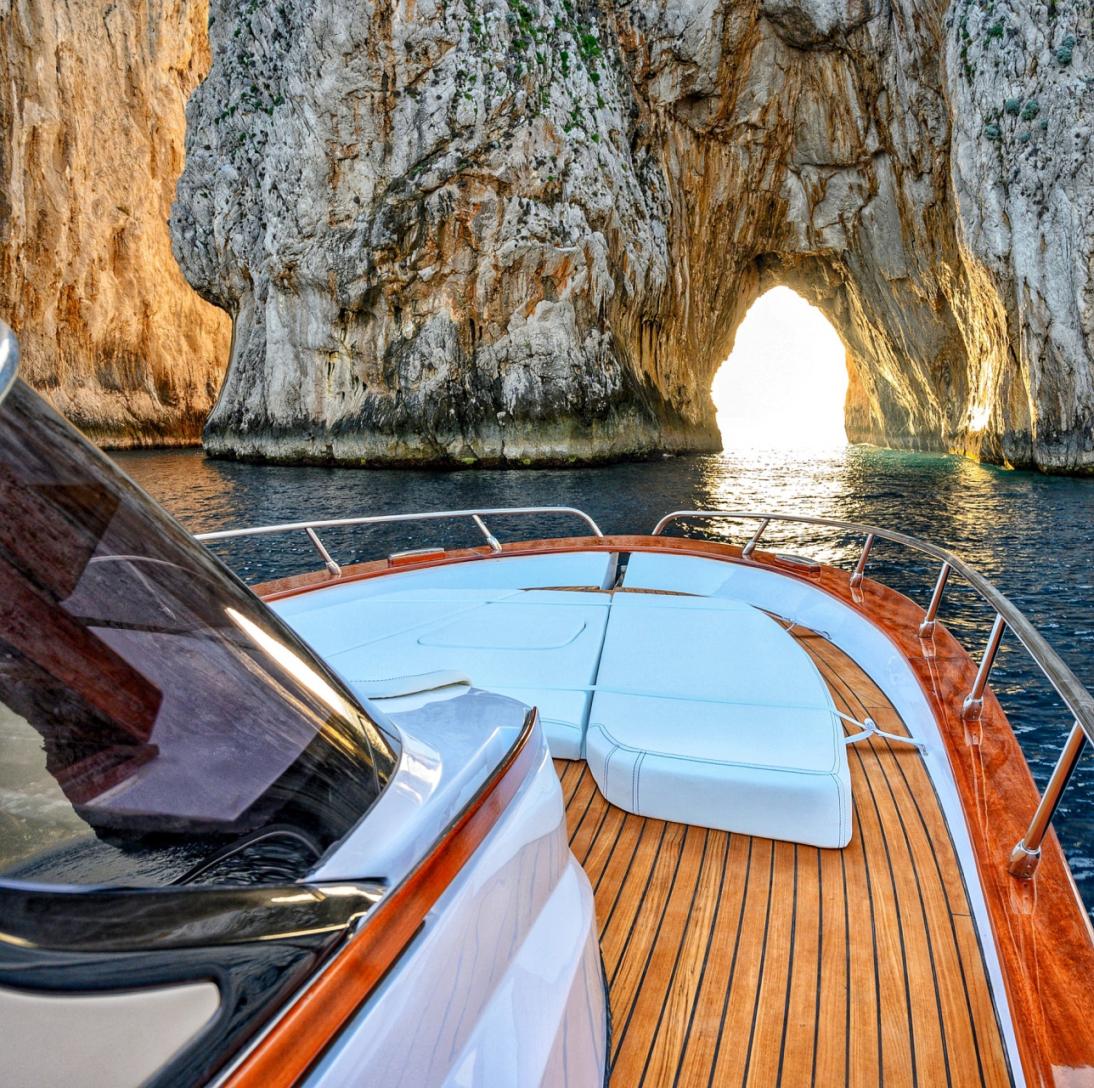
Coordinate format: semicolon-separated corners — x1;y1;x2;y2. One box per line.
554;634;1013;1088
266;535;1093;1082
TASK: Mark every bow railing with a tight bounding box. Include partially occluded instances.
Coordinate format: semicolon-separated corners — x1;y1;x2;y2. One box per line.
196;506;604;578
652;509;1092;879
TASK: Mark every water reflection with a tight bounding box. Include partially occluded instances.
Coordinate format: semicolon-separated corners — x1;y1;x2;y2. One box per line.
113;443;1094;908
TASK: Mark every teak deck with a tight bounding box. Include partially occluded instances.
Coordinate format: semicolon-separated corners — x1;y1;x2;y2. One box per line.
259;533;1093;1083
554;632;1013;1088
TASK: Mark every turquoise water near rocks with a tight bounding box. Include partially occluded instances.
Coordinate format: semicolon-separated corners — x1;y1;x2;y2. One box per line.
113;443;1094;909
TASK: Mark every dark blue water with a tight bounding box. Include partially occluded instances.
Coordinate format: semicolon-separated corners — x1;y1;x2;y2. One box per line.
112;443;1094;909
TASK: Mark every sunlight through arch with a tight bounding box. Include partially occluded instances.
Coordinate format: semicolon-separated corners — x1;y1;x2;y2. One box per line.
712;287;849;451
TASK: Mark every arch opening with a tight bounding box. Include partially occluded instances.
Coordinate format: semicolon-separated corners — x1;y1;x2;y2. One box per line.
711;287;849;451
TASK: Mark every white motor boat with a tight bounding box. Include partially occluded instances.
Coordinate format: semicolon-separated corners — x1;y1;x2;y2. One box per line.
0;322;1090;1087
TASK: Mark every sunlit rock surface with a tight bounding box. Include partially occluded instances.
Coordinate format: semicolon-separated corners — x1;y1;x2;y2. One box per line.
0;0;229;446
163;0;1087;470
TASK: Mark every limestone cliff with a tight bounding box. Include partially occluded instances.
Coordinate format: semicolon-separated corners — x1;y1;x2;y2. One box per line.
0;0;229;447
165;0;1088;471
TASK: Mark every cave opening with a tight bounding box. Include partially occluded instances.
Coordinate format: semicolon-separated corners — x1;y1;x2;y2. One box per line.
711;287;849;451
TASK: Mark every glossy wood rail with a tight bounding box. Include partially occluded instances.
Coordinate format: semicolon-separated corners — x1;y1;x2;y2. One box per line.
221;711;540;1088
556;634;1012;1088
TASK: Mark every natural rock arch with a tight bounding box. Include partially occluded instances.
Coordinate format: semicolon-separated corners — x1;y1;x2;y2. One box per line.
709;287;849;447
171;0;1092;471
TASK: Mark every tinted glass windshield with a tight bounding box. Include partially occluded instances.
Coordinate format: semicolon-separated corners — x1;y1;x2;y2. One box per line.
0;381;399;887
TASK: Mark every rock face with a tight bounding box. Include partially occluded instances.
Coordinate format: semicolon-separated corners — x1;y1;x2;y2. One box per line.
0;0;229;447
170;0;1090;470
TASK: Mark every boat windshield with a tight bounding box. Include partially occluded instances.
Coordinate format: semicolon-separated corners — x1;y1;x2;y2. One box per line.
0;381;399;889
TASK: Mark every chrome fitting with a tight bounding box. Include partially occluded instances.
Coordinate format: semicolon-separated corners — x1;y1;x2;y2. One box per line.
1007;841;1041;880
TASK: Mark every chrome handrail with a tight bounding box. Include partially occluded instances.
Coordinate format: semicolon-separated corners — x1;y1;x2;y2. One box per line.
197;506;603;571
652;509;1092;878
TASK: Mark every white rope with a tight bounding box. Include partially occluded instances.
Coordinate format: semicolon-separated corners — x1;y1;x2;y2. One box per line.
842;714;927;751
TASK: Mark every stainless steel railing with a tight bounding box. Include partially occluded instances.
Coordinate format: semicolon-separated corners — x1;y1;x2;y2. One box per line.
651;509;1092;879
197;500;1087;878
196;506;604;579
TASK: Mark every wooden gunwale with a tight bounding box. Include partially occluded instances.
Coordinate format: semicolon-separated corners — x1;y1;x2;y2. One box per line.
220;711;540;1088
252;534;1094;1086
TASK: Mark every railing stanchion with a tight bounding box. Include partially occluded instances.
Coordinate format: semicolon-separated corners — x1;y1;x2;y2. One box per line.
305;528;342;578
472;514;503;553
850;534;875;589
919;561;952;638
962;613;1007;720
741;518;770;559
1008;722;1088;879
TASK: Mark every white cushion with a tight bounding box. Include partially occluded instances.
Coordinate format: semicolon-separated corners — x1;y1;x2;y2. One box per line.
274;553;855;845
622;551;741;596
585;594;852;848
595;594;811;704
277;587;610;759
273;551;616;623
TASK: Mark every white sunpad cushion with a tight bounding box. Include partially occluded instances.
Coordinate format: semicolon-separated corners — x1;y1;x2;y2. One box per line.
595;593;820;707
621;551;742;596
586;593;852;848
273;588;506;658
273;551;617;623
279;587;611;760
585;697;851;847
589;693;842;772
274;555;856;844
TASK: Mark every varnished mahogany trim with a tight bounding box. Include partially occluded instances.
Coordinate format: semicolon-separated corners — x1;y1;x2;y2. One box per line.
222;710;540;1088
253;534;1094;1085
